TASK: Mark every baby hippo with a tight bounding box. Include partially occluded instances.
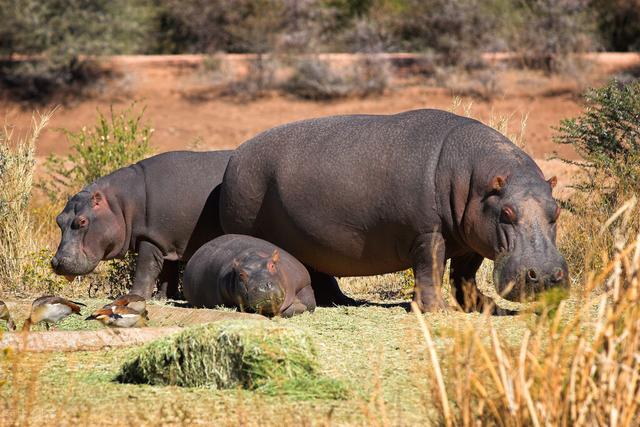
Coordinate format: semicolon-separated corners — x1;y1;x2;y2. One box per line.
183;235;316;317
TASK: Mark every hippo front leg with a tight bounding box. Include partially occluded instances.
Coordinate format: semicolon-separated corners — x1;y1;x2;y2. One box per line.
411;232;447;312
450;253;492;312
130;241;164;299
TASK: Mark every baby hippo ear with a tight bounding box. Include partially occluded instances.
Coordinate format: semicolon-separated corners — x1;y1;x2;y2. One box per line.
91;191;105;208
267;250;280;274
547;176;557;190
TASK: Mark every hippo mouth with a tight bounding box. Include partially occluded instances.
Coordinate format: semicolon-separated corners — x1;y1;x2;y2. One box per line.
492;253;569;303
51;250;102;277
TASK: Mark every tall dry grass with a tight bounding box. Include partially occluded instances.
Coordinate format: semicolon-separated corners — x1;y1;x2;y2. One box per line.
0;112;52;293
415;199;640;426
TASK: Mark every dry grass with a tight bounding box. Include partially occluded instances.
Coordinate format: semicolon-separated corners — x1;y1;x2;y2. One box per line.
417;202;640;426
0;111;59;297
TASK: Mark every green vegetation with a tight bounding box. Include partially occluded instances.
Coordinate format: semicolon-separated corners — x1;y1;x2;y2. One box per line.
0;0;155;101
41;105;153;201
1;0;637;101
118;320;349;399
555;80;640;276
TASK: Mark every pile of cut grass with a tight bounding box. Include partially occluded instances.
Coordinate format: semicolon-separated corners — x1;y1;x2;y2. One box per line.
117;320;349;400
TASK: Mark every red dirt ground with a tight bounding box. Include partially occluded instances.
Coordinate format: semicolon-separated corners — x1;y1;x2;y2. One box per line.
2;53;639;193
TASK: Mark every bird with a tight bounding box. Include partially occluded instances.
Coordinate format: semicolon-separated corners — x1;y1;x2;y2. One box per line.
85;306;147;328
22;296;85;331
103;294;147;317
0;300;16;331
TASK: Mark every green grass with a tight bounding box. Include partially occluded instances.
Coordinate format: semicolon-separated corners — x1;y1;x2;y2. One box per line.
1;300;540;426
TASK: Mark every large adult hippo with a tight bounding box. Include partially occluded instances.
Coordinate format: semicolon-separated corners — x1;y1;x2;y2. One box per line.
183;234;316;317
219;109;569;312
51;151;231;299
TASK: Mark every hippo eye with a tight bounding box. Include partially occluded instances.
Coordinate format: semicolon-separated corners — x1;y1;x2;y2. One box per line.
500;206;517;224
73;216;89;229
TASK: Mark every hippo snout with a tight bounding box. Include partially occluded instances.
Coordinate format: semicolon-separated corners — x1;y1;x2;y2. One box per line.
50;256;61;272
524;264;567;288
494;254;569;302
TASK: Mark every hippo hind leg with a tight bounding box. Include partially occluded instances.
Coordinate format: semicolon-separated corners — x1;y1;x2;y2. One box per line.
155;261;181;300
307;269;357;307
450;253;493;313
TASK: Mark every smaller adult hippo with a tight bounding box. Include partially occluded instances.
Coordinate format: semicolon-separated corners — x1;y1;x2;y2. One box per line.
183;235;316;317
51;151;231;299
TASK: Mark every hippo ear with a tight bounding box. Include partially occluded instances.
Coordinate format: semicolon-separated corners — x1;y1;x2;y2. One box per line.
238;270;249;282
91;191;105;208
547;176;557;190
490;175;507;193
271;249;280;264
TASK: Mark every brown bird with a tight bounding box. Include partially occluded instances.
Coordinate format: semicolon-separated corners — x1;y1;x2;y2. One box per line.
0;300;16;331
103;293;147;317
22;296;85;331
86;306;147;328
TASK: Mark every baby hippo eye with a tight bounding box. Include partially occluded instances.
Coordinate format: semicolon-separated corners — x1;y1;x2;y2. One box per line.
500;206;517;224
74;216;89;229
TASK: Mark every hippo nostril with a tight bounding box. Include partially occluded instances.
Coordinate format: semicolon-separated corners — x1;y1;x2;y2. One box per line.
527;269;539;282
552;268;565;283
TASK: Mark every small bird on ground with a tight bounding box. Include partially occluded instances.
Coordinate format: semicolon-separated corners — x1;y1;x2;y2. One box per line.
86;306;147;328
0;300;16;331
22;296;85;331
102;294;147;318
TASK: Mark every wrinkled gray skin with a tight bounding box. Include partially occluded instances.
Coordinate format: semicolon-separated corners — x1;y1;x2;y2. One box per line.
220;109;569;312
183;234;316;317
51;151;231;299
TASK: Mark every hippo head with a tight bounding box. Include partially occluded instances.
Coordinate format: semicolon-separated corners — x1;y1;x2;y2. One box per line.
466;173;569;302
51;190;126;278
231;250;285;314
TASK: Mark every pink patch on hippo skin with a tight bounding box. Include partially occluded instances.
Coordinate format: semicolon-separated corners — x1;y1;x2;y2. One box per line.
547;176;558;189
267;261;277;274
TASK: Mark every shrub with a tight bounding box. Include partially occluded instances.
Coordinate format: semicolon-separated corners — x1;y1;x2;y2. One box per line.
0;0;154;102
41;104;153;201
593;0;640;51
511;0;596;73
556;80;640;197
118;320;350;399
554;80;640;277
284;55;388;100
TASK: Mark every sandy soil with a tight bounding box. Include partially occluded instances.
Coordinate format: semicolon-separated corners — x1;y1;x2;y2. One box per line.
2;53;639;188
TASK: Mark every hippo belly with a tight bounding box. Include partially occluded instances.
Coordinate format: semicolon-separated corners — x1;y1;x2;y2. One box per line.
220;111;441;279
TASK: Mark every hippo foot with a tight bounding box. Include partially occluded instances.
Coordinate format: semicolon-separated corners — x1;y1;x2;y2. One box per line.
414;296;448;313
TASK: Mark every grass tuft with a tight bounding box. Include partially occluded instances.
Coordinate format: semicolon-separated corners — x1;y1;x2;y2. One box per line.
117;320;349;400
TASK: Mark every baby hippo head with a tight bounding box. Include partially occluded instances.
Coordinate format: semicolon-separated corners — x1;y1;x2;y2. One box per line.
231;249;286;315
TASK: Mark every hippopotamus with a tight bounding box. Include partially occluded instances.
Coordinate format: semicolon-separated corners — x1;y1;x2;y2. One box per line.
183;234;316;317
51;151;231;299
219;109;569;312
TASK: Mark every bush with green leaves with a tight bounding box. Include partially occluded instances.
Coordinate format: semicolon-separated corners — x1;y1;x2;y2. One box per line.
555;80;640;198
41;105;153;201
554;80;640;278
